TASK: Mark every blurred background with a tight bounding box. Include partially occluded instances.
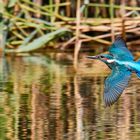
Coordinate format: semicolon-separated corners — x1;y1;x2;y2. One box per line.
1;0;140;140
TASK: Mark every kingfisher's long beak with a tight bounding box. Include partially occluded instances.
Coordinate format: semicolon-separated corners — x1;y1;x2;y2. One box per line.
86;56;99;59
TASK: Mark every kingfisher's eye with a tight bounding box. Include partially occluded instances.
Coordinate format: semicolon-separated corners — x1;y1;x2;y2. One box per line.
100;56;104;58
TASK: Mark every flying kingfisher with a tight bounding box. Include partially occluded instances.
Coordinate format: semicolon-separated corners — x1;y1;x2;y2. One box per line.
87;37;140;107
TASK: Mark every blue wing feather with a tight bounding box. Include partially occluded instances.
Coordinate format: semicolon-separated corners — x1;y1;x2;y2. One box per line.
109;37;134;61
104;66;131;107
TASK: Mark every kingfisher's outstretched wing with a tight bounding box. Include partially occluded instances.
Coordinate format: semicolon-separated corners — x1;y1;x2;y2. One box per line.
109;37;134;61
104;66;131;107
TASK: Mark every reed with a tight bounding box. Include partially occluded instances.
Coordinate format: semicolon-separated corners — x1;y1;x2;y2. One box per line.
110;0;115;42
1;0;140;68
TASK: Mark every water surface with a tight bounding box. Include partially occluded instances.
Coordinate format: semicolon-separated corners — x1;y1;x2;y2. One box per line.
0;53;140;140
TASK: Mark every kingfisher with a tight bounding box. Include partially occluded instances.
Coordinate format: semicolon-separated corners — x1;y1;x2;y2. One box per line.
87;37;140;107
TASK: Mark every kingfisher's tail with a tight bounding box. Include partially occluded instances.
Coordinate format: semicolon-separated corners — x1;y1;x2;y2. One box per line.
136;59;140;79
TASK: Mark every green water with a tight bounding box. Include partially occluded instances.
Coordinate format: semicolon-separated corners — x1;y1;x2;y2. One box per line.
1;53;140;140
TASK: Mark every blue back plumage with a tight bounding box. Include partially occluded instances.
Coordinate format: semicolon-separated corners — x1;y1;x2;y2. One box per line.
109;37;134;61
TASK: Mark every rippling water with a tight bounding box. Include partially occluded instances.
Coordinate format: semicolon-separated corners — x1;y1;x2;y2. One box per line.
1;53;140;140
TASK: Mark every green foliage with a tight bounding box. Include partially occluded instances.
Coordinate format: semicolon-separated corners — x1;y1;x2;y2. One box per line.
7;28;71;53
0;2;4;11
8;0;17;8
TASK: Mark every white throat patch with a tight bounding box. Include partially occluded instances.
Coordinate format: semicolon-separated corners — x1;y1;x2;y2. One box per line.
107;59;115;63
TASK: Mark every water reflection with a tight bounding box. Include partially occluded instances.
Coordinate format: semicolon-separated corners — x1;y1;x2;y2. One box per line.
0;53;140;140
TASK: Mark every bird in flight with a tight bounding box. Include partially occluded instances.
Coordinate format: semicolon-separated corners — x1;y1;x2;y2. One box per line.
87;37;140;107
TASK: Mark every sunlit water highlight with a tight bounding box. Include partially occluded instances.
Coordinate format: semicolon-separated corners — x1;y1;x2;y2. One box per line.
0;53;140;140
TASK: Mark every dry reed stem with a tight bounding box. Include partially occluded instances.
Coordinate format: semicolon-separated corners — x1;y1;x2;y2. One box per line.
74;0;81;70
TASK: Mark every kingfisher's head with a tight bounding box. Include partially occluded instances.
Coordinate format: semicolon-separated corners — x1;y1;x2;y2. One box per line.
87;54;115;69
